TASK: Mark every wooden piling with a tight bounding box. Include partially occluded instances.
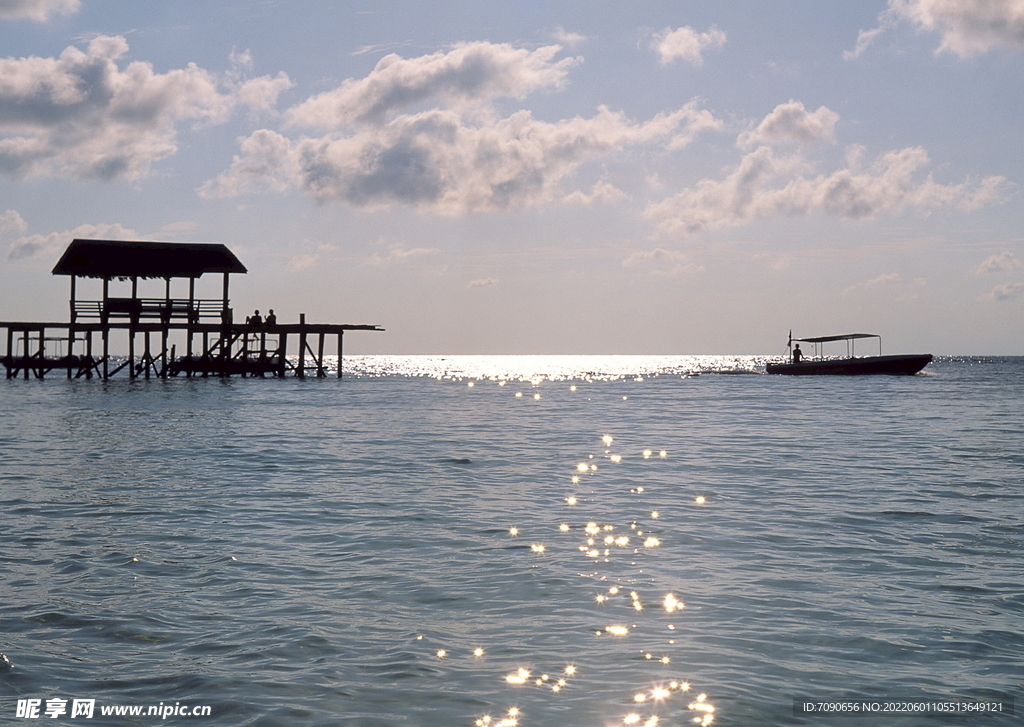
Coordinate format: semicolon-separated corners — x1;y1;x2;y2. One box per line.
298;313;307;379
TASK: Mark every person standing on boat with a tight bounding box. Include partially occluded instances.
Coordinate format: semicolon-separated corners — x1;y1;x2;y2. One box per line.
792;344;804;363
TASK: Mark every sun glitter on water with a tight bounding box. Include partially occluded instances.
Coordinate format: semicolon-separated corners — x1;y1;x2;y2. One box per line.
416;380;719;727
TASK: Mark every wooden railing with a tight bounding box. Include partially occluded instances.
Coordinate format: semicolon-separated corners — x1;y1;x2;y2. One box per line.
72;298;226;324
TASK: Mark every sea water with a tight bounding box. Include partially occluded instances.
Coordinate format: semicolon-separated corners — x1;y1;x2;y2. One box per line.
1;356;1021;726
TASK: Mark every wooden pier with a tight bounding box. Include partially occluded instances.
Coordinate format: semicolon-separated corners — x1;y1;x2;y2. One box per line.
1;239;383;380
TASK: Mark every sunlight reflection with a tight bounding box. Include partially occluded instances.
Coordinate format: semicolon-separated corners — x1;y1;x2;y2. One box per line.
663;594;683;613
437;402;721;726
505;668;530;685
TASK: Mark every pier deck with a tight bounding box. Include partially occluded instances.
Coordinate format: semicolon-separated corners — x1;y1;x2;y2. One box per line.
1;319;383;380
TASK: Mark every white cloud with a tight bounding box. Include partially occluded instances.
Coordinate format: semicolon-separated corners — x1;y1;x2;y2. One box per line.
989;281;1024;300
287;42;579;128
0;36;292;181
467;276;499;288
365;246;441;265
850;0;1024;59
8;221;139;260
893;0;1024;55
553;28;589;48
0;0;79;21
563;180;629;206
645;144;1008;235
203;92;720;214
842;272;902;295
285;253;319;272
845;26;889;59
843;272;927;298
622;247;703;276
738;101;839;148
0;208;27;234
158;220;198;232
976;251;1024;274
203;42;723;213
652;25;727;65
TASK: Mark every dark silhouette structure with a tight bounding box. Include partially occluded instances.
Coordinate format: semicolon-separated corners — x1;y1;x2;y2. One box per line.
2;239;382;379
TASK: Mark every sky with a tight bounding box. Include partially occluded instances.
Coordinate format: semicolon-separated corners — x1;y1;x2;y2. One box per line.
1;0;1022;355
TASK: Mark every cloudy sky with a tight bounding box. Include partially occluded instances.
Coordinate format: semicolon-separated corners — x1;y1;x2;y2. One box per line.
1;0;1022;354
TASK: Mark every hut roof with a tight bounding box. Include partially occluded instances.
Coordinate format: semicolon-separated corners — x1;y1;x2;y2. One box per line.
52;239;247;279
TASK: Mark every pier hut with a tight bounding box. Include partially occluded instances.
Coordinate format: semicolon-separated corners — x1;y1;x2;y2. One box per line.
1;239;383;380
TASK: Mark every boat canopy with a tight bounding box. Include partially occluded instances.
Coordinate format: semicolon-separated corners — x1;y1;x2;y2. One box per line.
793;333;878;343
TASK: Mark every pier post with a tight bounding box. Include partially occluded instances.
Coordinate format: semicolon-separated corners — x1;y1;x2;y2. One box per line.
67;276;76;379
186;277;195;376
242;330;249;377
337;331;343;379
66;329;74;378
39;327;47;379
161;277;170;378
128;329;135;379
277;331;287;378
259;331;267;377
86;330;94;379
220;307;232;376
102;278;109;380
221;272;231;376
317;333;326;377
298;313;306;379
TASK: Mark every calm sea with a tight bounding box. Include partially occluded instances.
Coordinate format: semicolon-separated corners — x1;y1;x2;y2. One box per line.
1;356;1021;726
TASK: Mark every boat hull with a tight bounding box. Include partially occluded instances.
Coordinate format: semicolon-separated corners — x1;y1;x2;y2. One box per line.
766;354;932;376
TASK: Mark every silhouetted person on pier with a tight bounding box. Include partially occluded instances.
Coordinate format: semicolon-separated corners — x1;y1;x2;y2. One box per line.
248;310;262;327
792;344;804;363
265;310;277;326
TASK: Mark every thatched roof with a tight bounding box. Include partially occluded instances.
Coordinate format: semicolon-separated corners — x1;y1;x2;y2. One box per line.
52;239;247;279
